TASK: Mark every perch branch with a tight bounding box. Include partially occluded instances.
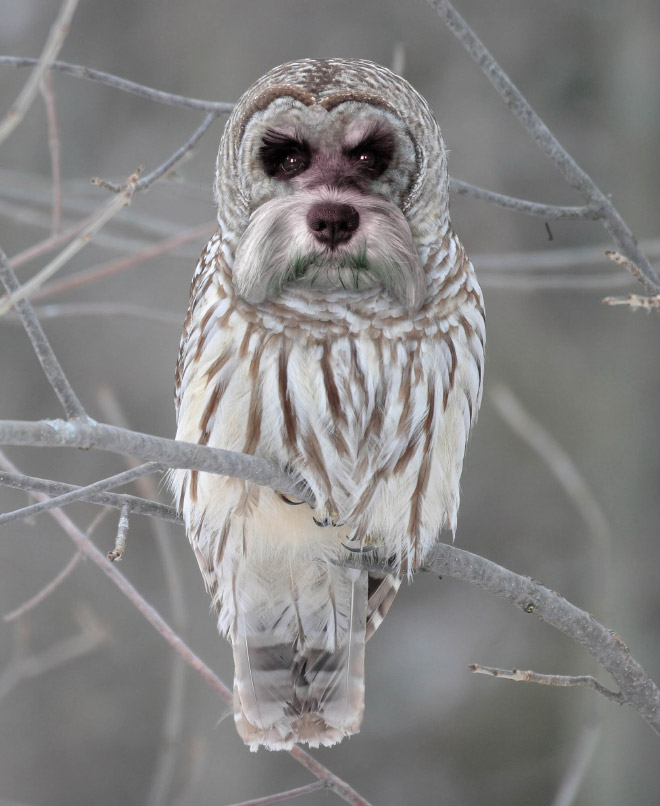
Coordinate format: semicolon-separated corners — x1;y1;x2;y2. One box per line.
0;418;313;505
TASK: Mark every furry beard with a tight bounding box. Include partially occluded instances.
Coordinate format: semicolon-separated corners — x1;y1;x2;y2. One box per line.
232;188;426;311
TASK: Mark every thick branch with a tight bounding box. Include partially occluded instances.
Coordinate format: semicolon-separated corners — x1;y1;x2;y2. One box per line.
0;418;313;505
421;544;660;734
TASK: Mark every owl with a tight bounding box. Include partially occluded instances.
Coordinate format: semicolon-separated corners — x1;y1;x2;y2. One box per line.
171;59;485;751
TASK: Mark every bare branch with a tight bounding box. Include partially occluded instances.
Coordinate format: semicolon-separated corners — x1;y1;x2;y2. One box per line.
0;57;235;114
551;724;601;806
468;664;623;704
0;171;139;315
3;550;82;623
0;0;79;145
223;781;327;806
0;467;181;523
449;178;600;220
0;247;88;420
39;72;62;233
0;418;314;505
0;606;105;702
96;113;219;193
603;293;660;310
107;504;130;562
428;0;660;294
30;222;212;302
0;462;163;527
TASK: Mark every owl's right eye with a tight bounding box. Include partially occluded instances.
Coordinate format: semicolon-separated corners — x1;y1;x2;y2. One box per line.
260;129;310;179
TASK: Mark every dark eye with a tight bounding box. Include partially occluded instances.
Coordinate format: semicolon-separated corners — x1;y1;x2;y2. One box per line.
260;129;310;179
346;124;395;179
355;151;376;169
281;153;303;173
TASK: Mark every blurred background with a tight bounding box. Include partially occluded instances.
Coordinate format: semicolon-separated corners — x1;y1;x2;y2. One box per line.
0;0;659;804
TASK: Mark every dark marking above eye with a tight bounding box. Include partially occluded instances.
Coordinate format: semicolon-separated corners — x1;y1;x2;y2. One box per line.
260;128;311;179
345;122;396;179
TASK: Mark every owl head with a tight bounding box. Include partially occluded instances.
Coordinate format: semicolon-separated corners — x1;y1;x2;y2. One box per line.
214;59;450;312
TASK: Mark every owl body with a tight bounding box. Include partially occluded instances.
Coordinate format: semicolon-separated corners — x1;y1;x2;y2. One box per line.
172;59;485;750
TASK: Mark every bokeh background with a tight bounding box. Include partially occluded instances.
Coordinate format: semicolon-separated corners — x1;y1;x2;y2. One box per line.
1;1;659;804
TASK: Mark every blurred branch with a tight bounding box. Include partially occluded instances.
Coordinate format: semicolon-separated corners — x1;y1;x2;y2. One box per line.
0;606;105;703
30;222;213;302
3;550;82;623
428;0;660;295
223;781;327;806
0;247;88;420
94;112;219;193
39;71;63;233
0;171;138;315
468;665;622;703
551;724;601;806
0;0;79;145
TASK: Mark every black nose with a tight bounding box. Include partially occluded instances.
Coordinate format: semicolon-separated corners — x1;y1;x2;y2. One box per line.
306;202;360;249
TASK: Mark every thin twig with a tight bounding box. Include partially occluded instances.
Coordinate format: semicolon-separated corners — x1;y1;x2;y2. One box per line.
0;462;164;527
449;178;600;220
0;246;88;420
0;606;105;702
3;551;82;622
3;303;182;325
480;272;632;292
0;170;139;315
96;112;219;193
223;781;327;806
0;418;314;505
0;0;79;145
474;239;660;272
468;665;623;704
0;467;181;523
0;57;235;113
30;222;213;302
107;503;129;561
39;71;62;233
428;0;660;295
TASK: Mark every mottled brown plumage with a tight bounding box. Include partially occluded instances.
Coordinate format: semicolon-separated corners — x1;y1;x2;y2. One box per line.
171;59;484;751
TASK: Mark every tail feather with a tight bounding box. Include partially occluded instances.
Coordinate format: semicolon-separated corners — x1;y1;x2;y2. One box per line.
231;564;368;751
